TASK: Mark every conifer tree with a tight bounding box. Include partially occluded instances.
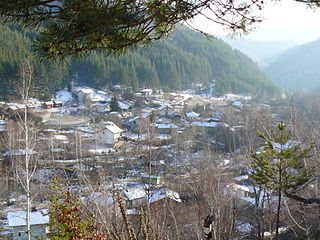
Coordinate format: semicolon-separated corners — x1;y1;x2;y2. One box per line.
110;95;120;112
250;122;313;240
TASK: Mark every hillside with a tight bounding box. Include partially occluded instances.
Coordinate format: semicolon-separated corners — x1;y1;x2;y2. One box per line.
265;39;320;91
221;37;296;68
0;24;278;99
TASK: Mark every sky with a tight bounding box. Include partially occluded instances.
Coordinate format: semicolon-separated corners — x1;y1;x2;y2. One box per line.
192;0;320;44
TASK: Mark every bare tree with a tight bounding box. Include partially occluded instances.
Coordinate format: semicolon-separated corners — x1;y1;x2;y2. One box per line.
15;59;37;240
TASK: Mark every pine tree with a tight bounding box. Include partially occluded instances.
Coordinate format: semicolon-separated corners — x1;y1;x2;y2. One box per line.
250;122;313;240
110;95;120;112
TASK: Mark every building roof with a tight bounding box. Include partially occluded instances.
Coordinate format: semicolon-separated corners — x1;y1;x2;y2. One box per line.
77;87;95;94
54;90;72;103
149;188;181;203
7;209;49;227
105;124;123;134
124;187;147;201
156;123;178;129
3;148;37;157
191;121;228;128
186;111;199;118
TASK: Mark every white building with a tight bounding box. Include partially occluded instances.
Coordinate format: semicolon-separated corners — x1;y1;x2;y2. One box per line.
7;209;49;240
95;122;124;145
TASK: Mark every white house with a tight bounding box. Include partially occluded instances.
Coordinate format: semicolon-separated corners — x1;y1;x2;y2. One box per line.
7;209;49;240
95;122;124;145
92;101;108;113
140;89;153;96
77;87;95;105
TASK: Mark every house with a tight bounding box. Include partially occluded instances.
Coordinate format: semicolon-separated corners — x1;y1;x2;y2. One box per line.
92;101;108;113
41;101;63;109
97;123;123;145
191;121;228;128
186;111;199;120
232;100;242;109
123;186;147;208
158;105;175;116
3;148;37;158
155;123;178;134
76;87;95;105
140;89;153;96
141;175;161;185
7;209;49;240
118;101;130;112
77;121;124;145
149;187;181;204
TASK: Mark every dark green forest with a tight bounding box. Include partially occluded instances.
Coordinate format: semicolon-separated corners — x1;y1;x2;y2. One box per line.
0;24;278;100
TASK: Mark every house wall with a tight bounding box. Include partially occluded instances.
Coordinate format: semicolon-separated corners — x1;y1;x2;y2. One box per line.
77;91;86;104
13;224;48;240
95;130;120;145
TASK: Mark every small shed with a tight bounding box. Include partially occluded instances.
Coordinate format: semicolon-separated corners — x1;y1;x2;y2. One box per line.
7;209;49;240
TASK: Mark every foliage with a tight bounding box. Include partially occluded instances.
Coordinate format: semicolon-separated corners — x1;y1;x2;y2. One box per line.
0;24;69;100
0;0;263;58
250;122;314;239
110;95;120;112
0;23;278;99
251;122;313;194
49;190;107;240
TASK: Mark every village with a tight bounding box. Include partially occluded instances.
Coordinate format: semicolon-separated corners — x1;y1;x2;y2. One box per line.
0;84;290;239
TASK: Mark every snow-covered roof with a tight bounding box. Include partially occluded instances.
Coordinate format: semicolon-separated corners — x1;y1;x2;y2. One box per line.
236;222;253;234
86;192;114;207
105;124;123;134
51;134;68;141
119;101;130;110
140;89;153;93
77;87;94;94
191;121;228;128
232;100;242;108
149;188;181;203
0;120;7;125
7;209;49;227
186;111;199;118
124;188;147;201
158;105;173;111
156;123;178;129
54;90;72;103
127;116;140;123
3;148;37;157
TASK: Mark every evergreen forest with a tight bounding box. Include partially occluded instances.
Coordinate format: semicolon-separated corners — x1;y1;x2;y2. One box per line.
0;24;278;100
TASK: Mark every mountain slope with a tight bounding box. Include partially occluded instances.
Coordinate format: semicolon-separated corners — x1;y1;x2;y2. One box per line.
0;24;279;99
265;39;320;90
221;37;296;68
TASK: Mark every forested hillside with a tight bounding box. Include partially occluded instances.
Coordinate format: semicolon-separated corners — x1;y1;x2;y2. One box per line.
0;24;278;100
266;39;320;91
